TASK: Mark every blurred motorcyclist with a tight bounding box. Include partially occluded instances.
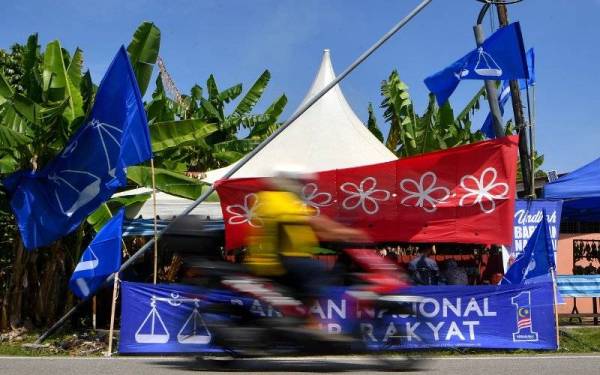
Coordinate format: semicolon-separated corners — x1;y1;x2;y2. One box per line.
245;166;364;311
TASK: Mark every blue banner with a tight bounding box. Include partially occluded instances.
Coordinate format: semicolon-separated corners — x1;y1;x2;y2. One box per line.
119;281;557;353
511;199;563;259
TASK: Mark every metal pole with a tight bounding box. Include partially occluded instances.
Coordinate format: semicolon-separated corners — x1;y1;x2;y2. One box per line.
473;23;504;138
496;3;532;196
525;83;536;198
35;0;433;344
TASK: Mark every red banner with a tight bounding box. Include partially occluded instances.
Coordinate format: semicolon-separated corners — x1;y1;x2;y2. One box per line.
216;136;518;249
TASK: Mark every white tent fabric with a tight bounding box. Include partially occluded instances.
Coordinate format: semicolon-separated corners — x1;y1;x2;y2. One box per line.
202;49;396;183
113;187;223;220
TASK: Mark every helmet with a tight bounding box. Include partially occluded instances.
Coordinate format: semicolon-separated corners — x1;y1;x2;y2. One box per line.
269;164;316;193
271;164;316;182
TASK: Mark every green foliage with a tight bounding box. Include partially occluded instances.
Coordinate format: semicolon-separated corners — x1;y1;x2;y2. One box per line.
366;103;383;142
374;71;545;182
0;43;25;94
87;193;151;231
126;22;160;96
127;165;208;200
149;119;217;152
377;70;486;158
146;69;287;172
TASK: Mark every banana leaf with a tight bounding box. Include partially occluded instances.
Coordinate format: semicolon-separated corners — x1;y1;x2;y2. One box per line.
0;155;18;174
217;84;242;103
42;40;76;121
366;103;384;142
233;70;270;117
0;125;31;150
86;192;151;231
206;75;220;101
65;48;84;120
127;165;208;200
0;71;13;102
149;119;217;152
126;22;160;96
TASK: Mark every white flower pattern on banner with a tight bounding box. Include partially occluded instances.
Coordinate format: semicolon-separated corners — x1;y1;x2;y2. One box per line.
225;193;263;227
399;172;450;212
459;167;509;214
301;183;333;215
340;177;391;215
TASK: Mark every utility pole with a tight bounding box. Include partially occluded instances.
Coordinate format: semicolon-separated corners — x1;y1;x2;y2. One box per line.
474;3;504;139
496;3;534;197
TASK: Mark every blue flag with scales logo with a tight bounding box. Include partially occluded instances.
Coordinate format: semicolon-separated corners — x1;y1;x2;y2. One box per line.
3;46;152;249
502;210;555;285
69;209;124;299
424;22;529;106
480;48;535;138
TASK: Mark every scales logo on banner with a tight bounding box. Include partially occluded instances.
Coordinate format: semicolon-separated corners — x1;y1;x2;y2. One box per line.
511;291;539;342
134;293;211;345
511;199;563;259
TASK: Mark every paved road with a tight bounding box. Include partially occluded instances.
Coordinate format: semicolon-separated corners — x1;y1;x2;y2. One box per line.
1;355;600;374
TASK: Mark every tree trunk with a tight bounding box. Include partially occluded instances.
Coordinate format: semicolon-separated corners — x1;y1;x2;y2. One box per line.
35;241;65;325
6;234;28;328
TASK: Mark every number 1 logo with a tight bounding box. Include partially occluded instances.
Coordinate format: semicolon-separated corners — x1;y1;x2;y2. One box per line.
511;291;539;342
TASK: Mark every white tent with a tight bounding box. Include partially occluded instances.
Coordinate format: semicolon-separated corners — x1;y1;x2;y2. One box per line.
117;49;396;219
113;187;223;220
202;49;396;183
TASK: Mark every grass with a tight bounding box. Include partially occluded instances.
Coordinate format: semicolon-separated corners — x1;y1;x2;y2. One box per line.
558;327;600;353
0;331;108;357
1;327;599;357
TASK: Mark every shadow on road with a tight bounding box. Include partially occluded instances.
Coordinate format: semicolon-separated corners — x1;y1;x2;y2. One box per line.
148;356;425;373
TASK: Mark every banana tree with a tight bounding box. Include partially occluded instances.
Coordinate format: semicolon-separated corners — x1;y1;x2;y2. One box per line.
146;69;287;172
0;22;214;328
370;70;487;158
369;70;545;182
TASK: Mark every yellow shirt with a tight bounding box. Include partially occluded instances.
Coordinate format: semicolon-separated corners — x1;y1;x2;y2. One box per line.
245;191;318;276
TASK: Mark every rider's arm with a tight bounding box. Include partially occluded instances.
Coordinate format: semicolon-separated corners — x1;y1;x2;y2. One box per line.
308;215;366;243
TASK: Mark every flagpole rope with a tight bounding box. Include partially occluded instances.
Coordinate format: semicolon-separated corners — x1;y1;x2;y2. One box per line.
34;0;433;344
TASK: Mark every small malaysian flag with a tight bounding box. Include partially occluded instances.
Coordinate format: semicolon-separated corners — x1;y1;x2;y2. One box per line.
517;307;532;329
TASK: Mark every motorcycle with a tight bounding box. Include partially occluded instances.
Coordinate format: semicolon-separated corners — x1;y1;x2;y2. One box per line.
190;247;425;370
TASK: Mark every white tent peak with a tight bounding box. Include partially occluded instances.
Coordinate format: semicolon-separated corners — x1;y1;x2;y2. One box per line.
202;49;396;183
297;49;335;108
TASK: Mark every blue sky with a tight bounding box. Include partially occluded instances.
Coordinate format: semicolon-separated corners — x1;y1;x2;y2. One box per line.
1;0;598;173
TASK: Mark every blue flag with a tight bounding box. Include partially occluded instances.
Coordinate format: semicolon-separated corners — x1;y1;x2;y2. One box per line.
69;209;124;299
480;48;535;138
424;22;529;106
3;46;152;249
502;210;555;285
